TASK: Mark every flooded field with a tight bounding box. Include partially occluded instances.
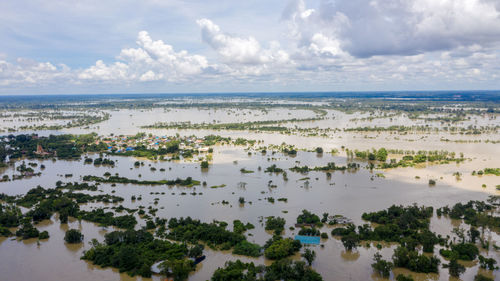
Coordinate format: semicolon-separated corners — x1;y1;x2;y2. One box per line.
0;94;499;281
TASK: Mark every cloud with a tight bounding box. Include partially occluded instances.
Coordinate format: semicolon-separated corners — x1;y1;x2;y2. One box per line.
284;0;500;58
1;2;500;93
78;60;129;81
0;58;72;86
197;18;290;66
79;31;213;82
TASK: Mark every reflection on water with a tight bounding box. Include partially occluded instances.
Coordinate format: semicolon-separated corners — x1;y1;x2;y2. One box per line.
340;250;360;262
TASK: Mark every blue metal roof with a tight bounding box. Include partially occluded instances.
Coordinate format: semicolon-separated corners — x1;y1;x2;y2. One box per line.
295;235;320;245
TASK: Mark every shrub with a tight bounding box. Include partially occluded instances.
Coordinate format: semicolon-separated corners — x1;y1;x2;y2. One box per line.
64;229;84;243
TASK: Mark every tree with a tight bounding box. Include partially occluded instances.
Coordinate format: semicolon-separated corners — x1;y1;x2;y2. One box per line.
296;209;321;225
450;242;479;260
64;229;83;243
188;244;204;258
266;259;322;280
392;246;440;273
419;230;438;253
452;227;466;244
16;220;40;239
264;236;301;260
211;259;323;281
200;161;209;169
161;259;194;281
478;255;498;270
445;258;465;278
468;226;480;243
39;231;50;239
341;232;359;251
302;248;316;266
113;245;139;272
376;148;388;161
371;252;393;278
265;216;286;234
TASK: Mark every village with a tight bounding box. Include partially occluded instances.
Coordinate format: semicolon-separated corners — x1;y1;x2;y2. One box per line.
96;134;211;153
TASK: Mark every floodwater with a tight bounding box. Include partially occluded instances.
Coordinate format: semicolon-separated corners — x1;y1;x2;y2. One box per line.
0;106;499;281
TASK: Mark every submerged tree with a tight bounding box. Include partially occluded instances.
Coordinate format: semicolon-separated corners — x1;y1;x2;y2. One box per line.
444;258;465;278
371;252;393;278
64;229;84;243
341;232;359;251
302;248;316;266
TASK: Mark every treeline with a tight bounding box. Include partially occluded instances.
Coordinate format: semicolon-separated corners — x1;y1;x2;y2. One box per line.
290;162;359;173
82;175;199;187
82;229;194;279
0;183;132;238
437;198;500;229
344;125;499;135
347;148;466;169
332;205;441;253
15;112;110;131
0;133;106;160
472;168;500;176
336;198;500;279
161;217;262;257
141;114;326;132
211;259;322;281
85;157;115;166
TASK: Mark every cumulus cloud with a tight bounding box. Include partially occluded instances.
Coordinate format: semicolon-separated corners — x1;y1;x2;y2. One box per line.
0;58;72;86
197;18;291;67
1;1;500;92
79;31;212;82
79;60;129;81
284;0;500;58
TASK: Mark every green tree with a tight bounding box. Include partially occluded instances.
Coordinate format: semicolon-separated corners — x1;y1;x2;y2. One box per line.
371;252;393;278
161;259;194;281
302;248;316;266
188;244;204;258
265;216;286;234
264;236;301;260
64;229;84;243
112;245;139;272
478;255;498;270
445;258;465;278
376;148;388;161
341;232;359;251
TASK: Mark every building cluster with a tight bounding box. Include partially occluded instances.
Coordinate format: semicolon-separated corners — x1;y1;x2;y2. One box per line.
97;134;210;153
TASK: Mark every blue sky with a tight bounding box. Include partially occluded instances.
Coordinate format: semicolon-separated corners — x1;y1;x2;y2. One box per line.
1;0;500;94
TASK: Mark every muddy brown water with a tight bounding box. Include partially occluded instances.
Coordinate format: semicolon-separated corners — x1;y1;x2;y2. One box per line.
0;108;499;281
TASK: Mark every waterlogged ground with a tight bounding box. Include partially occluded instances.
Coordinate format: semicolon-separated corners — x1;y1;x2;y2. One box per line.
4;106;500;136
0;104;499;281
0;145;499;281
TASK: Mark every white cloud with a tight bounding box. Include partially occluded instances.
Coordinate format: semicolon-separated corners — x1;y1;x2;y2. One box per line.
197;18;291;67
284;0;500;58
79;60;129;81
79;31;213;82
140;70;163;82
0;58;72;86
308;33;345;57
1;1;500;92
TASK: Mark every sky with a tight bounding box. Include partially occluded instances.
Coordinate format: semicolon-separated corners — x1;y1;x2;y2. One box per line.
1;0;500;94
